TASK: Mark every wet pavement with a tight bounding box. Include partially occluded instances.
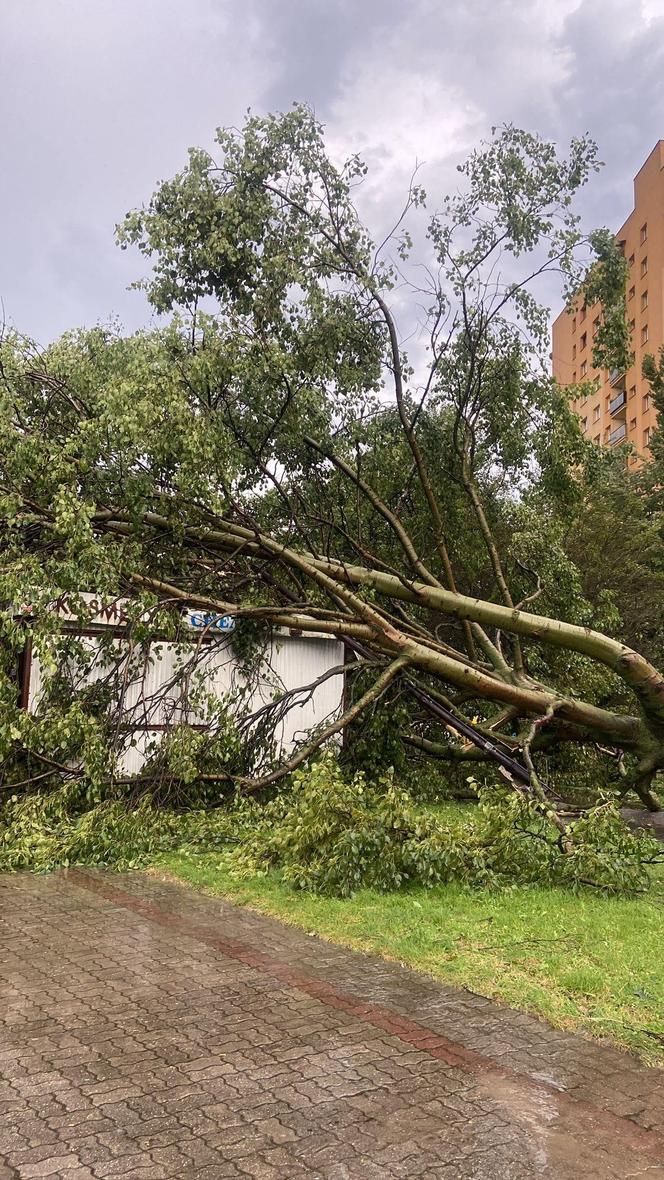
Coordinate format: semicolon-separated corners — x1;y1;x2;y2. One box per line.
1;870;663;1179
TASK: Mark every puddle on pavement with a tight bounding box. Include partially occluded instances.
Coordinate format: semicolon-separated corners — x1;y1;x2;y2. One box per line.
477;1071;664;1178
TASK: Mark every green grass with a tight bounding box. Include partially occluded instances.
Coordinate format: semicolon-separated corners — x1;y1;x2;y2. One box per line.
151;847;664;1066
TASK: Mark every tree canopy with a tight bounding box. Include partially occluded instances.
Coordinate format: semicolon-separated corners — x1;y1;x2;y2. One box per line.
2;105;664;818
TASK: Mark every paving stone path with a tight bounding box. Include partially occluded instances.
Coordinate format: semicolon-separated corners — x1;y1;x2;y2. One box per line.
1;870;664;1179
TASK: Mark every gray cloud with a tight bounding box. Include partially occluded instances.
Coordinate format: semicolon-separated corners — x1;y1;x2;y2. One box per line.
1;0;272;340
256;0;406;111
1;0;663;344
553;0;664;226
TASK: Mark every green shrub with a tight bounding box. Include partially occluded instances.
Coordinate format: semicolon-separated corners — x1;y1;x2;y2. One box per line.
229;755;663;897
1;754;660;894
473;783;662;894
0;782;255;872
230;754;485;895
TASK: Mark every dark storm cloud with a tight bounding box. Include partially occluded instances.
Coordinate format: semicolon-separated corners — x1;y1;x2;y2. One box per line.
1;0;663;345
553;0;664;229
0;0;272;342
255;0;406;111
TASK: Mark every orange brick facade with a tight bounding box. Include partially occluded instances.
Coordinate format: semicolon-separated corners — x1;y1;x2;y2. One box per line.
552;141;664;466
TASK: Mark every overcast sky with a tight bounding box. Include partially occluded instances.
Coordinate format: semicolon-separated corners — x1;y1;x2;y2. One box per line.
2;0;664;346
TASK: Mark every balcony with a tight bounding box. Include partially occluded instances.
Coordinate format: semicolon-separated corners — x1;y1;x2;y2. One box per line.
609;390;627;416
609;368;626;389
609;422;627;445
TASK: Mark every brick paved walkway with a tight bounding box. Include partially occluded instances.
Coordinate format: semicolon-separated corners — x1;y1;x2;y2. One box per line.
1;871;664;1179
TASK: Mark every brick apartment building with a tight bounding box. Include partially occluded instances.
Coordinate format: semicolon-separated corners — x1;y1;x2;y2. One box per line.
552;141;664;467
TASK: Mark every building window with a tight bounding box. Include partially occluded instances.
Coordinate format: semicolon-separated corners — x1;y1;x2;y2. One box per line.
572;344;576;360
580;360;588;377
641;256;648;276
593;404;601;422
630;418;637;431
572;316;577;333
644;426;652;446
580;332;587;350
642;324;649;345
643;393;651;411
628;252;635;266
593;434;601;444
629;384;637;399
580;303;587;322
593;316;601;335
581;417;588;431
628;318;635;332
628;285;635;300
641;290;648;310
640;223;648;244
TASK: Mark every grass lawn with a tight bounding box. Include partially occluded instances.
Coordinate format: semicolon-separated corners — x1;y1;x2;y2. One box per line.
153;845;664;1067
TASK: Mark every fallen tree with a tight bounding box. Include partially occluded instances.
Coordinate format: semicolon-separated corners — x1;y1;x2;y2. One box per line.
2;106;663;811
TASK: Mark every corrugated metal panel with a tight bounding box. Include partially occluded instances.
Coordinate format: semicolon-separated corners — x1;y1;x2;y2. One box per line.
27;631;344;774
266;635;344;750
